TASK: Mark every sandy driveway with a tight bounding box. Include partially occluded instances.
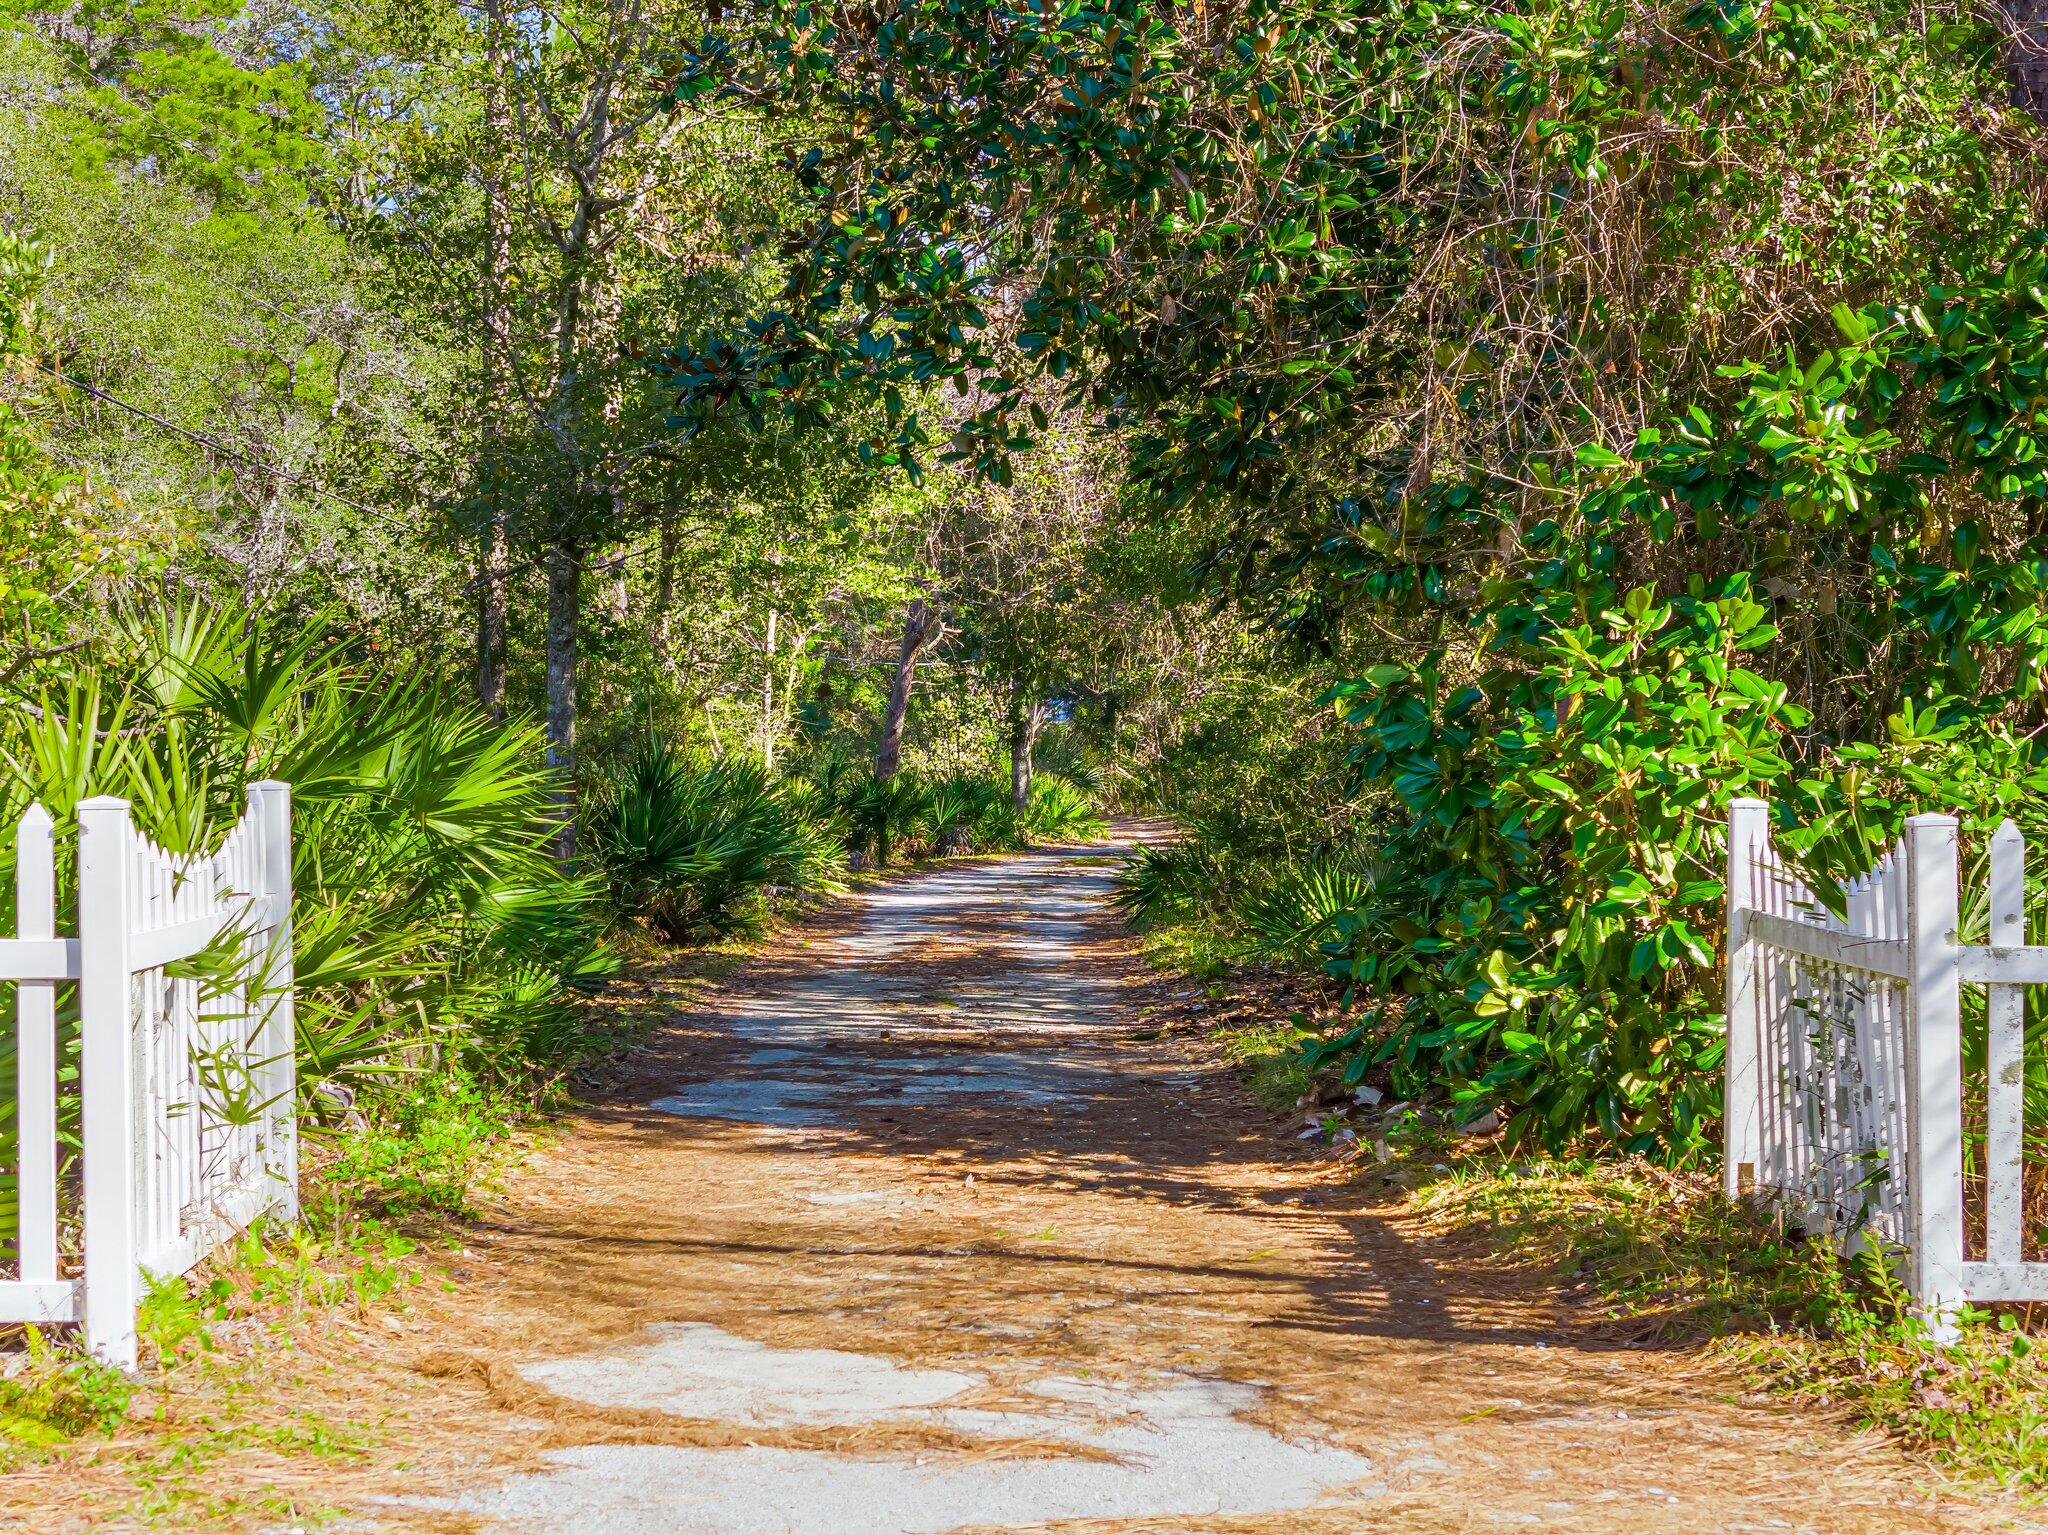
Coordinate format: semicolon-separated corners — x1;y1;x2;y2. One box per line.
14;831;2036;1533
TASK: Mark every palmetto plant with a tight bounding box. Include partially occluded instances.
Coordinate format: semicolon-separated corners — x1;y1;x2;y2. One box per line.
0;600;613;1131
1237;858;1378;964
839;774;932;867
923;777;999;854
585;740;843;939
1018;776;1107;843
1111;840;1226;926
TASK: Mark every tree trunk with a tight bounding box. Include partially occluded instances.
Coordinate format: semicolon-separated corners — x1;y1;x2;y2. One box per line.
875;598;940;781
2008;0;2048;124
544;537;584;862
606;550;629;621
475;0;511;721
780;625;815;763
1009;678;1045;815
477;517;508;721
760;607;778;774
651;507;680;681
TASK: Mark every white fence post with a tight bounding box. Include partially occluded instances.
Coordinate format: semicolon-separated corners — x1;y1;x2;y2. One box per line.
14;805;58;1285
252;781;298;1220
1905;813;1966;1338
77;796;139;1370
1987;820;2027;1270
1724;798;1769;1200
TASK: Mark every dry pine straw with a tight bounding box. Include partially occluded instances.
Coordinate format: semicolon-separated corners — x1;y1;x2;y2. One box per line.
0;849;2032;1535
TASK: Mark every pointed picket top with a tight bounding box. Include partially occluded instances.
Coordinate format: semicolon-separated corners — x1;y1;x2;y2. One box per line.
15;801;51;833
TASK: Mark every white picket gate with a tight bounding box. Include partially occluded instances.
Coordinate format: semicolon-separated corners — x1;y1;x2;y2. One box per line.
0;781;296;1369
1727;797;2048;1334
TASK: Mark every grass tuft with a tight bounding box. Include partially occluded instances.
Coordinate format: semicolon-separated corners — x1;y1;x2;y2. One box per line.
1419;1154;2048;1493
0;1330;131;1457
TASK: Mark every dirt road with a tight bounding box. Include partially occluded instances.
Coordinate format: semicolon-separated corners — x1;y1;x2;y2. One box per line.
21;831;2037;1532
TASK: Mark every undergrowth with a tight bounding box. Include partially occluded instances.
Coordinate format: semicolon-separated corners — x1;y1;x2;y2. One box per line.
1416;1154;2048;1494
314;1072;531;1221
1173;935;2048;1497
1213;1012;1319;1112
0;1330;131;1457
1134;914;1241;983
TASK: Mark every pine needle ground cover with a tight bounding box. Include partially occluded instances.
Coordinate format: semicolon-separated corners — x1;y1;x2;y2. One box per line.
1193;974;2048;1498
1414;1152;2048;1493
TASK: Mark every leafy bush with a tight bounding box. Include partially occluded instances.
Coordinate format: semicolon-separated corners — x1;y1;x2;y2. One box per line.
921;775;995;853
1112;840;1226;927
3;602;612;1096
836;774;932;866
1107;253;2048;1167
1237;857;1377;964
0;599;613;1255
586;739;844;939
1018;775;1107;842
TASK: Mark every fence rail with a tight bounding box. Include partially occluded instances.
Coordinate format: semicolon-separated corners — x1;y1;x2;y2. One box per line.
1727;798;2048;1333
0;781;296;1369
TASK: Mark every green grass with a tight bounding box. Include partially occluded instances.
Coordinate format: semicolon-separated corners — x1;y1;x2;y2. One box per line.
1213;1013;1319;1112
0;1330;131;1458
1134;912;1243;982
1415;1153;2048;1494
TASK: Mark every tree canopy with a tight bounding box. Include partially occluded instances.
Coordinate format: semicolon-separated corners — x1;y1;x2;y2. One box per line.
4;0;2048;1159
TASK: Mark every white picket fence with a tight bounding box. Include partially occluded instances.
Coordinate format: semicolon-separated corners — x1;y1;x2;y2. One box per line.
0;782;296;1369
1727;798;2048;1334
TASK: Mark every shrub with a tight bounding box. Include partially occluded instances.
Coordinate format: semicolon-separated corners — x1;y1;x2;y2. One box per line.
1237;857;1377;964
0;599;615;1253
586;740;844;939
4;602;612;1099
1018;775;1107;843
923;776;1000;854
1111;840;1223;926
838;774;932;866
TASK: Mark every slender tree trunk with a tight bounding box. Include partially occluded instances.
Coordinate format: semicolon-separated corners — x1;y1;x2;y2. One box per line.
760;607;778;774
1009;677;1045;815
649;506;683;687
604;547;629;621
544;537;584;861
780;625;815;760
477;519;508;720
875;598;939;781
476;0;512;720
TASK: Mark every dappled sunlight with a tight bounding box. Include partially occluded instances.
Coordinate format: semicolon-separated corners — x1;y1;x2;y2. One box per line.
364;837;2006;1535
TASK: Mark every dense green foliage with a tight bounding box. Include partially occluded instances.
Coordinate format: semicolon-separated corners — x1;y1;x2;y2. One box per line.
652;0;2048;1159
0;599;614;1109
588;742;845;939
8;0;2048;1189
